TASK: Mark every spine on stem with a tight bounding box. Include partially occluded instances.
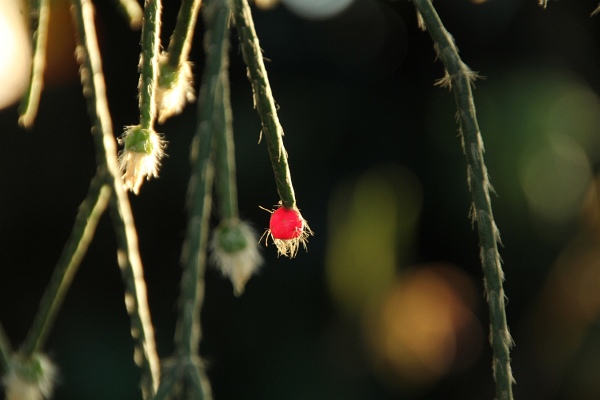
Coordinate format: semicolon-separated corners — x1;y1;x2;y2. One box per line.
411;1;513;399
167;0;230;398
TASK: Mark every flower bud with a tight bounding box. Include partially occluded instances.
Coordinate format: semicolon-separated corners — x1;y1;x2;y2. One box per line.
118;125;166;194
156;55;195;124
3;353;57;400
210;219;263;296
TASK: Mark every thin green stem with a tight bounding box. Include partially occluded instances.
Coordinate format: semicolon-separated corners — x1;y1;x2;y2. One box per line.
139;0;162;130
411;1;514;399
175;0;229;361
112;0;143;30
165;0;203;69
231;0;296;209
215;58;238;220
18;0;50;128
0;321;12;375
21;176;110;357
108;197;159;399
71;0;160;396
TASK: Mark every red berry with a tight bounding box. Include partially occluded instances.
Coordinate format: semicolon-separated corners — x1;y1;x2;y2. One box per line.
269;207;303;240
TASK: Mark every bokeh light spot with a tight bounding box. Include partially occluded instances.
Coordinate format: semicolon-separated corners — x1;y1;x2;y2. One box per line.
520;134;592;226
282;0;354;20
326;165;422;317
364;264;482;390
0;1;31;109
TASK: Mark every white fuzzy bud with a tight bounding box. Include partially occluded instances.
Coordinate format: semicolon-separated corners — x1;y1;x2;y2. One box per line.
3;353;57;400
156;55;195;124
118;125;166;194
210;220;263;296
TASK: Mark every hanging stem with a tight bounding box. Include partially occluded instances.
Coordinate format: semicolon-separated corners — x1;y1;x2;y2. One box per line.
164;0;203;69
139;0;162;130
18;0;50;128
175;0;229;361
411;1;514;399
231;0;296;209
21;175;110;357
71;0;160;396
215;63;238;221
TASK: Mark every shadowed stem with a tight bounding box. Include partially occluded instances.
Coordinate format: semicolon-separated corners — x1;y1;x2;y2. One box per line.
0;322;11;374
71;0;160;396
175;0;229;360
164;2;230;398
165;0;203;69
139;0;162;130
231;0;296;209
21;176;110;357
18;0;50;128
411;1;514;399
215;60;237;220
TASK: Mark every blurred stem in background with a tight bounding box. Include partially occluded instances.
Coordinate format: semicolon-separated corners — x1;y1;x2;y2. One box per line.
20;176;110;358
18;0;50;128
161;0;232;397
0;322;11;375
411;1;514;399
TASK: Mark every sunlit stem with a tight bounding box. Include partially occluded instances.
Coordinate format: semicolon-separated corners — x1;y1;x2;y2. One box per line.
71;0;160;396
139;0;162;130
231;0;297;209
164;0;202;69
18;0;50;128
21;176;110;357
411;1;514;399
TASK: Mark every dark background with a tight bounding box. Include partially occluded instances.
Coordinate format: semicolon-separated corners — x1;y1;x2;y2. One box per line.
3;0;600;399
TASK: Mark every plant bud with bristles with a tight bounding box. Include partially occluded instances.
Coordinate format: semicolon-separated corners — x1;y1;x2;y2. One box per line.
156;55;195;124
211;219;263;296
118;125;166;194
3;353;57;400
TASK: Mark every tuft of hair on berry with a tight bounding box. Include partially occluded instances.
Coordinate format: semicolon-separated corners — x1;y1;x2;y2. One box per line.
261;204;313;258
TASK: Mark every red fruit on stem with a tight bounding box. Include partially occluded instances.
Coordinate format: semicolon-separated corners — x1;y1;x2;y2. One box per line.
269;207;303;240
